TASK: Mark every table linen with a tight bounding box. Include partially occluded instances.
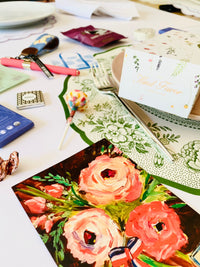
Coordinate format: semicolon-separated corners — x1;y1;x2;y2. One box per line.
0;3;200;266
55;0;139;20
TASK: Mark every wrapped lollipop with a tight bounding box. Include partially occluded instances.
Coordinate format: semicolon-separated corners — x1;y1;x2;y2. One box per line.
58;89;88;149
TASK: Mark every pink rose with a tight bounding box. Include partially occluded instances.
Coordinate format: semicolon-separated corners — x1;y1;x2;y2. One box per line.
24;197;47;214
79;155;142;205
44;183;64;198
112;146;123;154
31;215;53;233
63;208;123;266
125;201;188;261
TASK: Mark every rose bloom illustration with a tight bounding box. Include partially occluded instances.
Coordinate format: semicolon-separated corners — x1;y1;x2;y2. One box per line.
79;155;142;205
31;215;53;233
125;201;188;261
63;208;123;266
24;197;47;214
44;183;64;198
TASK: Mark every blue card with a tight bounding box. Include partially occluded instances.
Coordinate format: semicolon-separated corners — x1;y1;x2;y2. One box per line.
0;105;34;148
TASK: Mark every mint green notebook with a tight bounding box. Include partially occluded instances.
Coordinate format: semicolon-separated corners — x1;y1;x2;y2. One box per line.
0;65;30;93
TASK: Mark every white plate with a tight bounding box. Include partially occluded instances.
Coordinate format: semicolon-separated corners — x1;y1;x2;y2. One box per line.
0;1;55;28
112;51;200;120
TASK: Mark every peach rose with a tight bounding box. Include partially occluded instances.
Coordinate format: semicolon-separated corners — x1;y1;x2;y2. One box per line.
31;215;53;233
44;183;64;198
63;208;123;266
24;197;47;214
125;201;188;261
79;155;142;205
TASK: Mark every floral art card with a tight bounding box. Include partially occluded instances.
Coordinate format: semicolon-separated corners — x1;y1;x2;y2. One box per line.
12;139;200;267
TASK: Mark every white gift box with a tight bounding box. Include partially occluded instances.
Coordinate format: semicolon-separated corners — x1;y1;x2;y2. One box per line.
119;30;200;119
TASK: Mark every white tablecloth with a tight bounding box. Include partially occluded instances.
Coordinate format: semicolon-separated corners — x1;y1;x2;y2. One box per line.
0;3;200;266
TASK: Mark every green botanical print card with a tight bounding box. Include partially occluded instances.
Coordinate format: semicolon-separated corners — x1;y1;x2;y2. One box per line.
12;139;200;267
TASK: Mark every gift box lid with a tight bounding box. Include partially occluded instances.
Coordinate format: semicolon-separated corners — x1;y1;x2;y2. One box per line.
119;30;200;119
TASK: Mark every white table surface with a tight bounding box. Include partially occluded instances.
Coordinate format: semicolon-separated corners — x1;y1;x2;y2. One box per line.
0;2;200;266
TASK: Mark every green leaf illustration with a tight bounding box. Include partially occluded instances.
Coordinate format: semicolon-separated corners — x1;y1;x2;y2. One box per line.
171;61;187;77
91;126;105;132
170;203;186;209
49;220;66;265
40;233;49;244
139;254;173;267
103;200;141;231
141;178;160;201
33;173;71;187
135;143;149;154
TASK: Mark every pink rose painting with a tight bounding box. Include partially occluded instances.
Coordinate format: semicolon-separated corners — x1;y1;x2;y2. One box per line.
31;215;54;233
125;201;188;261
44;183;64;198
12;139;200;267
63;208;123;266
24;197;47;214
79;154;142;205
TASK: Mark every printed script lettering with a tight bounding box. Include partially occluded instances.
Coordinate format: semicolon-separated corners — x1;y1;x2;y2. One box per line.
136;74;182;95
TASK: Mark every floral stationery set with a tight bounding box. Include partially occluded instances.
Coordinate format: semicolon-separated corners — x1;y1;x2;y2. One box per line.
13;139;200;267
119;30;200;120
58;45;200;194
12;30;200;267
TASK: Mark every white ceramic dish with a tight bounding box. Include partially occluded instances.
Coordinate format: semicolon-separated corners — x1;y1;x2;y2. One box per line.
112;51;200;120
0;1;55;28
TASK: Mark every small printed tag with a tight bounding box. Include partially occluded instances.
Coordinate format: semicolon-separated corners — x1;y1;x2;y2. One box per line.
17;90;45;110
59;53;98;70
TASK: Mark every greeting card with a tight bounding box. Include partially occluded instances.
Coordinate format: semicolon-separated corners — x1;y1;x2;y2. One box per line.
119;30;200;119
12;139;200;267
0;64;29;93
